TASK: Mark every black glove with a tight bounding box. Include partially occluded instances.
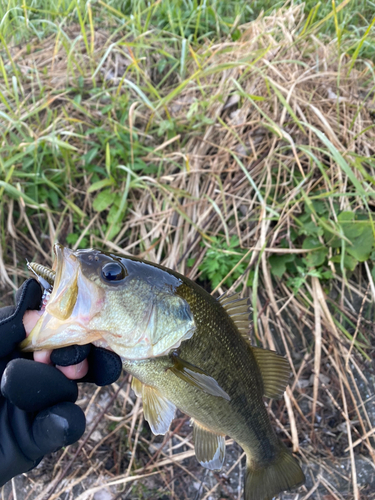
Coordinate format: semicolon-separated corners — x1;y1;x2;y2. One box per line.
50;343;122;387
0;278;122;486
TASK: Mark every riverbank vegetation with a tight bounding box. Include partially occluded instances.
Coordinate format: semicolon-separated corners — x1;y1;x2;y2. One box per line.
1;1;375;498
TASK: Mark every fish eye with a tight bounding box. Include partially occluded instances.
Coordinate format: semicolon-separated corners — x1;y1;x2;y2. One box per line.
102;262;126;282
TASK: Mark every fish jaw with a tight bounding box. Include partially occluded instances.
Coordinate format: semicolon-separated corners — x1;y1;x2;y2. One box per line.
20;245;106;351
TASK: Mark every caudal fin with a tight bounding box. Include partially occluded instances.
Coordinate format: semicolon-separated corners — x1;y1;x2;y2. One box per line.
244;444;305;500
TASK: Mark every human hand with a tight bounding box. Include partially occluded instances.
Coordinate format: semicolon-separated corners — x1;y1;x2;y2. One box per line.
0;279;85;486
23;308;90;379
22;281;122;385
24;310;122;386
0;278;122;486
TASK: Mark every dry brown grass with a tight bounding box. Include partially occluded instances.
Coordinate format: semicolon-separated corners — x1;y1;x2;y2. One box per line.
1;4;375;499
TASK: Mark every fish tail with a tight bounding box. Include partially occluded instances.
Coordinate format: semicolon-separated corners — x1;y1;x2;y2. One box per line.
244;441;305;500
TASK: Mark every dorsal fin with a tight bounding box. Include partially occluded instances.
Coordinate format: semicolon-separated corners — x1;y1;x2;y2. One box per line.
218;292;250;337
218;291;241;304
252;347;291;399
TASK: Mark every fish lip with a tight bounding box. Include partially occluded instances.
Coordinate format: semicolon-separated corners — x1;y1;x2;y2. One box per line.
20;244;81;351
53;242;64;289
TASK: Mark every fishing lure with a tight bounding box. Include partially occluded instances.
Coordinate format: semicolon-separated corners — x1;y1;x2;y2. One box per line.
26;260;55;311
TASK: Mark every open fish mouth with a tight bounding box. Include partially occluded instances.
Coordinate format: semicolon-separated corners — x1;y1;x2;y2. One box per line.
26;243;67;316
20;244;105;352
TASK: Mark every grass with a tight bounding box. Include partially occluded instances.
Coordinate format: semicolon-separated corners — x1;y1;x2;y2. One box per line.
1;0;375;499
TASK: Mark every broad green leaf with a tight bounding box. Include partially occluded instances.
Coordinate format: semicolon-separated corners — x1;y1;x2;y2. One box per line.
321;270;334;280
338;211;355;222
312;200;329;216
304;249;328;267
302;237;328;267
88;177;115;193
106;223;121;240
330;253;358;271
341;220;374;262
307;269;323;278
231;29;241;41
66;233;79;245
93;189;114;212
269;254;295;278
298;219;323;237
302;236;323;250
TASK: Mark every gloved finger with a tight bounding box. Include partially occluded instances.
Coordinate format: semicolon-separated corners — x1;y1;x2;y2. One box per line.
32;346;89;380
0;306;16;321
51;345;91;366
0;280;42;357
52;345;123;387
0;404;40;486
80;346;122;386
32;402;85;454
9;402;85;462
15;279;43;308
50;345;90;380
1;359;78;412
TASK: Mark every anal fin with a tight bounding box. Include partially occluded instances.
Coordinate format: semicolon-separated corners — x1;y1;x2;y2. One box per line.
252;347;290;399
192;419;225;471
131;377;176;435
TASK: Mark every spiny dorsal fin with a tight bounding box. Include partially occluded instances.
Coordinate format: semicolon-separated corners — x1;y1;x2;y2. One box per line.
131;377;176;435
218;292;250;337
252;347;291;399
192;419;225;471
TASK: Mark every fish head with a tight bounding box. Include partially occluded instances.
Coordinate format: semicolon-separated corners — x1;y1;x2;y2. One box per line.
20;244;196;359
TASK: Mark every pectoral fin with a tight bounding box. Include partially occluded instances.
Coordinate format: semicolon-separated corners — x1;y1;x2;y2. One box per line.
131;376;143;398
131;377;176;435
169;354;230;401
252;347;291;399
192;419;225;471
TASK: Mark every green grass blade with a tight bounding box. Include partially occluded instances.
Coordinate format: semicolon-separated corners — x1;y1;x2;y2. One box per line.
347;15;375;76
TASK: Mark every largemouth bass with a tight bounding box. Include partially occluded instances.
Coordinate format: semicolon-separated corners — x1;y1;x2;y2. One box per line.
21;244;305;500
